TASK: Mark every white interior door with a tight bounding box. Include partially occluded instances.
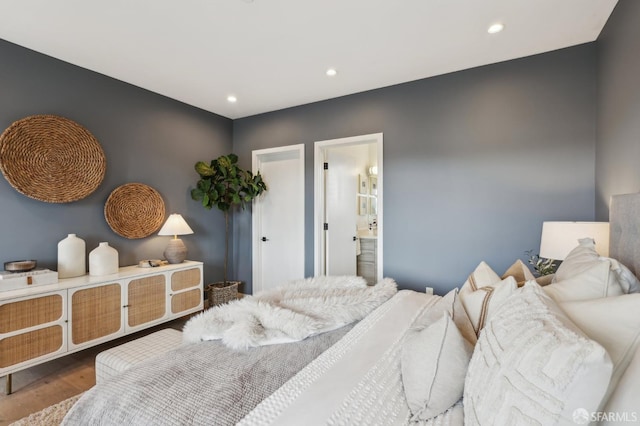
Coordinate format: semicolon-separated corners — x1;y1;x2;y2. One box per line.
325;148;357;276
252;145;304;293
314;133;383;281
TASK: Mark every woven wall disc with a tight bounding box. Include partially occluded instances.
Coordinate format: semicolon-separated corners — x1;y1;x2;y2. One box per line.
0;115;106;203
104;183;165;239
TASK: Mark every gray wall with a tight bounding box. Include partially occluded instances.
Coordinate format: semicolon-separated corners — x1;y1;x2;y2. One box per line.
596;0;640;220
0;39;233;285
0;36;603;295
233;45;597;294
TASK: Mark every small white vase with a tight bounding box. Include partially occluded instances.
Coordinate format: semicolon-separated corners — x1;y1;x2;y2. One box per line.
57;234;86;278
89;242;119;276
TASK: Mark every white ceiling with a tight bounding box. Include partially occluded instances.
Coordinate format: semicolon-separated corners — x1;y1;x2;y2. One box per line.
0;0;618;119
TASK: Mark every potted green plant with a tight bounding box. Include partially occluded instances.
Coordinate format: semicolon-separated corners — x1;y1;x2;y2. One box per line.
191;153;267;304
525;250;556;276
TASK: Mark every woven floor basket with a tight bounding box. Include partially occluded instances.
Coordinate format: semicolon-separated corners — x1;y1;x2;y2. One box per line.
207;281;239;306
104;183;165;239
0;115;106;203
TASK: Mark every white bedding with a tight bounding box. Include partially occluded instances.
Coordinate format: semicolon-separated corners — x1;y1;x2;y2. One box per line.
238;290;463;426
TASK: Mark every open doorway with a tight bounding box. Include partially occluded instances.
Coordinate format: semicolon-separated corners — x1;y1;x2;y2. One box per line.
314;133;383;284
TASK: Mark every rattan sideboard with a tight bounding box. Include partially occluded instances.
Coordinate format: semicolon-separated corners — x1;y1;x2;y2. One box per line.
0;261;203;392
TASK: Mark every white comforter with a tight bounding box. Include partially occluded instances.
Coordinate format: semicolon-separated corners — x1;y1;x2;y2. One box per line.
239;290;464;426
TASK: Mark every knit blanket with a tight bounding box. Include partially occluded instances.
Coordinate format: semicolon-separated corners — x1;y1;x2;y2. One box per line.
62;324;354;426
183;276;398;350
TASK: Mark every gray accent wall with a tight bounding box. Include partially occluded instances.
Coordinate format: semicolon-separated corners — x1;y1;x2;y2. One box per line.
233;45;597;294
0;39;233;285
596;0;640;220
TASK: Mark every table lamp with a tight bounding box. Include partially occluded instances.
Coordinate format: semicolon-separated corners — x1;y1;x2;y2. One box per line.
158;214;194;264
539;221;609;260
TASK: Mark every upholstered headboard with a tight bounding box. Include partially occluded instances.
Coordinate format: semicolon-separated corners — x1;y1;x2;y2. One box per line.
609;193;640;278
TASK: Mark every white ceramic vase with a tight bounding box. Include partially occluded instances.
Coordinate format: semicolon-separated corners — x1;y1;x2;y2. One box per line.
89;242;119;276
57;234;86;278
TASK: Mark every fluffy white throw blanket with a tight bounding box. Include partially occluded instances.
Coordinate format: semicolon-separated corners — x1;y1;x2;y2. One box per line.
183;276;397;350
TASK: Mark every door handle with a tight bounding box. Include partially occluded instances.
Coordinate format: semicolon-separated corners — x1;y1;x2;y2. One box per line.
353;236;357;241
261;237;269;242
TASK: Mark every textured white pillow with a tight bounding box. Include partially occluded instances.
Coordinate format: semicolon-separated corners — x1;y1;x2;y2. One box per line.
464;282;613;426
459;276;518;336
501;259;535;286
544;261;624;302
560;294;640;409
401;313;473;421
412;288;477;345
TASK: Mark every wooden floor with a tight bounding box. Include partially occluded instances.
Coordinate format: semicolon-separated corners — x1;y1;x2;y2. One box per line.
0;319;187;426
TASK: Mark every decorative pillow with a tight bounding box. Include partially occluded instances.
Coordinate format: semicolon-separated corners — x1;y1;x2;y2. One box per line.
464;282;613;426
401;313;473;421
501;259;535;286
534;273;555;286
459;276;518;336
412;288;477;345
559;293;640;409
544;261;624;302
459;261;501;293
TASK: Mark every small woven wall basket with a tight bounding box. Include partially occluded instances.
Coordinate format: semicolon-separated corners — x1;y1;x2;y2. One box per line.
104;183;165;239
207;281;239;306
0;114;106;203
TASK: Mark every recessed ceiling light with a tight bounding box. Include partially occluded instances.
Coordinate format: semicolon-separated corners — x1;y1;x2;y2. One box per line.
326;68;337;77
488;23;504;34
227;95;237;103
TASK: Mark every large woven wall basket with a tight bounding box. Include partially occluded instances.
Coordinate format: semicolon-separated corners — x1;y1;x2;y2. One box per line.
0;115;106;203
104;183;166;239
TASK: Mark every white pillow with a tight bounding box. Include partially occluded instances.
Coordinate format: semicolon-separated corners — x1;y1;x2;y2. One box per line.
412;288;477;345
552;238;626;298
554;237;602;281
501;259;535;286
600;345;640;422
544;261;624;302
559;294;640;410
401;313;473;421
464;282;613;426
459;276;518;336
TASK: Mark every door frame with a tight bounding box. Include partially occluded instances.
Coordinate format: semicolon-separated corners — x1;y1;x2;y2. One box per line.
314;133;383;279
252;144;305;294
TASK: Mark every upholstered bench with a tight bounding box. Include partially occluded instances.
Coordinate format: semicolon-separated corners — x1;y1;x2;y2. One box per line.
95;328;183;383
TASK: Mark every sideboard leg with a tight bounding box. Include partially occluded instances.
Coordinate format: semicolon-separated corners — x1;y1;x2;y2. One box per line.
5;374;11;395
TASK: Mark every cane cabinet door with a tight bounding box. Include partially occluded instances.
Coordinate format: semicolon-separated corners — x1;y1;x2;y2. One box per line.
0;290;67;374
68;282;123;351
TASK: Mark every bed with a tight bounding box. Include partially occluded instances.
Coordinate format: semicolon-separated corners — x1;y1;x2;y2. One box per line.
61;193;640;426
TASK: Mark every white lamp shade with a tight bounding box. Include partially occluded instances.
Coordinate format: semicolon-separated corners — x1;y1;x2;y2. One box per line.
539;221;609;260
158;214;194;236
